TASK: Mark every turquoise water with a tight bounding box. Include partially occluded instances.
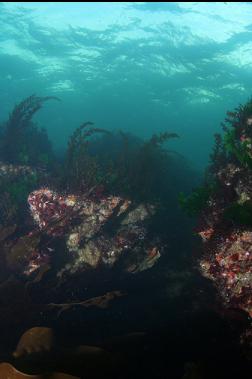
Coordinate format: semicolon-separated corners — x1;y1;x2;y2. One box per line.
1;2;252;169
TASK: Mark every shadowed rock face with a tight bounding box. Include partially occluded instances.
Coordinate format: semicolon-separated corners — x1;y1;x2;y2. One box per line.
0;362;79;378
9;326;124;379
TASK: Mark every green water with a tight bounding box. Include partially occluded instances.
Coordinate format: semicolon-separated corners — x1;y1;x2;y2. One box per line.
1;2;251;170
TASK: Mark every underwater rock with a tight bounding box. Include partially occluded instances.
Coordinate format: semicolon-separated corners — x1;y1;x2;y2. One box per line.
122;246;161;274
0;363;79;378
0;224;52;283
196;103;252;336
197;160;252;319
13;327;55;358
199;228;252;317
61;201;159;276
27;188;160;277
11;325;123;378
0;161;36;178
28;189;80;237
197;170;252;331
6;233;41;273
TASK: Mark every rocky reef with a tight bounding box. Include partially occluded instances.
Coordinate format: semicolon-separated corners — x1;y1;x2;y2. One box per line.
26;187;160;278
181;99;252;343
0;96;190;286
1;95;220;378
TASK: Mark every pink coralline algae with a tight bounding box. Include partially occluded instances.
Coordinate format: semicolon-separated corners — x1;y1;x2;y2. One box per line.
196;109;252;324
197;166;252;319
27;188;161;277
197;154;252;320
199;228;252;317
28;188;79;236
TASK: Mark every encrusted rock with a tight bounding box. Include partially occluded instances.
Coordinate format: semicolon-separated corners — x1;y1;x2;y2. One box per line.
27;188;160;278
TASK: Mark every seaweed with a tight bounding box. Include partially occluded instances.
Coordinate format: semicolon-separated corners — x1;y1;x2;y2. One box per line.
223;201;252;226
181;98;252;218
62;127;182;211
7;173;38;206
0;172;38;225
178;183;217;217
223;128;252;169
64;121;110;191
209;98;252;171
0;95;58;167
209;133;227;175
127;132;179;202
91;131;180;204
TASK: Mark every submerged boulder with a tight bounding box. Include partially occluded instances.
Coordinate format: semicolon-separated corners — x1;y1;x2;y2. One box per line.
199;228;252;317
197;156;252;317
194;100;252;340
25;188;161;278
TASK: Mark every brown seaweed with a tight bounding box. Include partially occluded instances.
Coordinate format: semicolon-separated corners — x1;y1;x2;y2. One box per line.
47;290;125;317
13;327;55;358
0;363;79;378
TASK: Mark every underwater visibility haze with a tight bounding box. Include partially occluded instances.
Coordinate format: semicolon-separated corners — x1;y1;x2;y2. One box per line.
1;2;252;378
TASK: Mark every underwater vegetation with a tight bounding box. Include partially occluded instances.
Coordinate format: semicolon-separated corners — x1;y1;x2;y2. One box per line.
66;128;199;242
95;131;180;204
56;119;197;246
180;99;252;219
0;168;38;225
0;96;58;224
180;98;252;348
223;200;252;227
0;95;56;167
0;95;198;225
223;101;252;164
178;183;217;217
63;121;110;192
0;94;199;285
62;125;183;205
1;94;252;378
